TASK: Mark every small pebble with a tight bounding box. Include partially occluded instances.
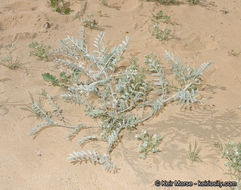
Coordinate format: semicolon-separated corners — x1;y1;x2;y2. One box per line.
44;22;51;29
36;151;42;157
220;8;229;14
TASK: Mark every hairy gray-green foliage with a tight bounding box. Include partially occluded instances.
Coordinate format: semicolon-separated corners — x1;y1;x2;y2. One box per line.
135;129;162;159
21;92;43;118
144;53;168;96
28;28;212;172
29;89;66;136
68;150;116;172
165;51;212;106
216;141;241;190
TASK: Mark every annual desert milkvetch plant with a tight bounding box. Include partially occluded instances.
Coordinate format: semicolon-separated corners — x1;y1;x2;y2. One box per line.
29;28;212;172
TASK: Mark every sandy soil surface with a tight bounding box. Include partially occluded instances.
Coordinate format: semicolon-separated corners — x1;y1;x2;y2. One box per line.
0;0;241;189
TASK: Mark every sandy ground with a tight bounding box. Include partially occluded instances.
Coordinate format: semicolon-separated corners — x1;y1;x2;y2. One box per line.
0;0;241;189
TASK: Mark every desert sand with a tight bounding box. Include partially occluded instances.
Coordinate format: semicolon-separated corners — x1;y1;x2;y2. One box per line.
0;0;241;189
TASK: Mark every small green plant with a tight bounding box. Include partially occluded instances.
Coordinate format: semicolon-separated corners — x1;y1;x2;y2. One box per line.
73;1;87;20
50;0;71;14
29;42;51;61
188;0;199;4
74;11;82;20
217;141;241;190
0;55;21;70
42;72;70;88
97;10;108;17
42;73;60;86
214;141;223;151
146;0;177;4
97;10;103;17
99;0;120;9
100;0;108;6
81;14;98;29
152;10;170;23
64;7;70;14
135;129;162;159
152;22;169;40
188;141;201;162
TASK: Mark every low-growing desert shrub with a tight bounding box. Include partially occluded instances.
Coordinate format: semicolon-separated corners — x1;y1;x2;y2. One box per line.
28;28;212;172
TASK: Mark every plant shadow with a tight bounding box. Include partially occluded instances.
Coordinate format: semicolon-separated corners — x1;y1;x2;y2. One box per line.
118;108;241;182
